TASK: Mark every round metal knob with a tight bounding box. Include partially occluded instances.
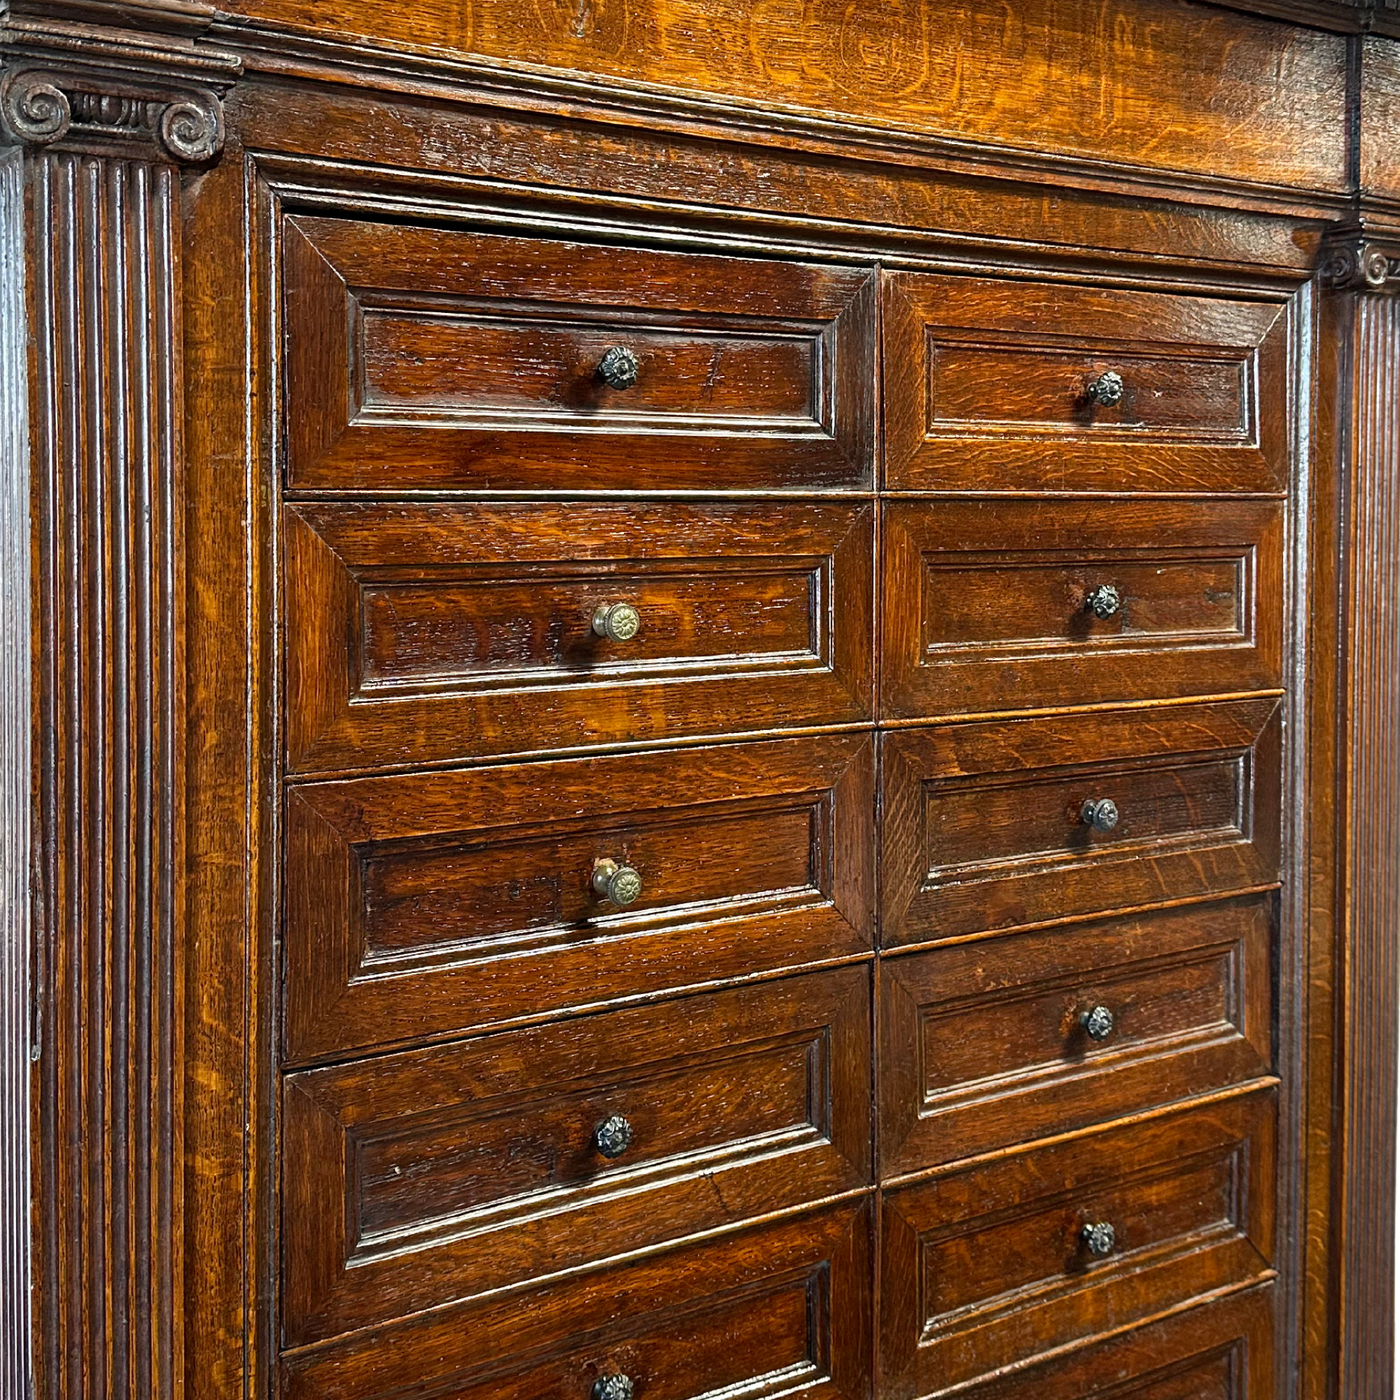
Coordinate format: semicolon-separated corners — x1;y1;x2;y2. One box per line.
597;345;640;389
593;1113;635;1160
1086;371;1124;407
1082;1221;1117;1257
1081;798;1120;833
592;603;641;643
592;858;642;907
593;1376;634;1400
1085;584;1122;620
1082;1005;1115;1041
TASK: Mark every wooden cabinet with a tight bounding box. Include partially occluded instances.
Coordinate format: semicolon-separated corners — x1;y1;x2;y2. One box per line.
12;4;1395;1400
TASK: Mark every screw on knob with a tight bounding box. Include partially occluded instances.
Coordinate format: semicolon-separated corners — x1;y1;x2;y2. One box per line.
1085;584;1122;620
592;603;641;643
593;1376;634;1400
592;857;643;907
1086;370;1124;407
1081;1221;1117;1257
597;345;640;389
1081;798;1120;833
593;1113;635;1160
1082;1005;1115;1041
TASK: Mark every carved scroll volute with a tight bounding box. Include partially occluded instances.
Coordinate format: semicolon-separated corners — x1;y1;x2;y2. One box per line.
1320;235;1400;293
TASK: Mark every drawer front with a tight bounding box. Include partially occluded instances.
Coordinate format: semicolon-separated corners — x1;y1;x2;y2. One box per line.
883;273;1289;492
939;1287;1274;1400
286;501;874;773
283;969;871;1344
880;1090;1276;1398
880;895;1273;1173
284;735;873;1060
881;698;1281;948
281;1201;873;1400
285;216;876;492
882;499;1285;717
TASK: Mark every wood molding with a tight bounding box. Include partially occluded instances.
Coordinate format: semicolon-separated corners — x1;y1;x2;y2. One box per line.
1321;233;1400;291
26;147;187;1400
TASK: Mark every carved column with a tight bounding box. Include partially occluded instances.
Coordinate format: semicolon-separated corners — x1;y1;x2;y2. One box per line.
1320;232;1400;1400
0;8;237;1398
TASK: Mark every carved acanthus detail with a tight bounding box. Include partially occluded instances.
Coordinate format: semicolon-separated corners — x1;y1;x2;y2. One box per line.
1321;237;1400;293
0;64;225;161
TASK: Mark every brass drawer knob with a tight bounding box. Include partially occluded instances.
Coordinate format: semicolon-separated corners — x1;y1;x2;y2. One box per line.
593;1377;635;1400
597;345;640;389
592;857;643;907
1086;370;1124;407
593;1114;635;1160
1082;1221;1117;1257
1081;798;1120;833
592;602;641;643
1082;1005;1115;1041
1085;584;1122;620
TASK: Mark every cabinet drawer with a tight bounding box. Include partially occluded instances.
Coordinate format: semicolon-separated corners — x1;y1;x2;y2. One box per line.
286;501;874;773
285;216;876;492
883;273;1289;492
284;734;873;1060
881;698;1281;948
283;968;871;1345
880;895;1273;1174
880;1089;1276;1398
281;1201;873;1399
881;499;1284;717
926;1286;1274;1400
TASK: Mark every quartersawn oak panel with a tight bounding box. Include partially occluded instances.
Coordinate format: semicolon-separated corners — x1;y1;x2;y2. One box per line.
280;1200;873;1399
881;698;1282;948
223;0;1347;195
282;967;871;1344
928;1285;1274;1400
284;734;874;1060
883;274;1291;492
880;1088;1277;1398
284;500;874;773
285;215;876;492
881;498;1285;718
880;895;1274;1173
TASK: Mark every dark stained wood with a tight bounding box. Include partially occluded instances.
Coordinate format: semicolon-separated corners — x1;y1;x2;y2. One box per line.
282;966;871;1344
284;215;876;493
880;698;1283;948
280;1200;873;1399
880;1088;1278;1399
881;498;1286;718
284;734;874;1060
284;500;874;773
883;273;1292;493
879;894;1275;1173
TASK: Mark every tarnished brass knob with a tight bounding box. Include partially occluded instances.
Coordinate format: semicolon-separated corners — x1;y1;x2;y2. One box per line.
1082;1005;1115;1041
1081;798;1120;833
1082;1221;1117;1257
1086;584;1122;620
593;1114;635;1160
592;603;641;642
592;858;642;907
597;345;640;389
593;1377;634;1400
1086;371;1124;407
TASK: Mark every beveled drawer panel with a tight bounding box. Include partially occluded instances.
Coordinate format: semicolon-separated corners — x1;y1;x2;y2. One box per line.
282;968;871;1345
881;698;1281;948
883;273;1289;492
281;1202;873;1399
285;215;876;492
882;499;1284;717
285;500;874;773
880;895;1273;1173
932;1287;1274;1400
879;1089;1276;1398
284;734;873;1060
